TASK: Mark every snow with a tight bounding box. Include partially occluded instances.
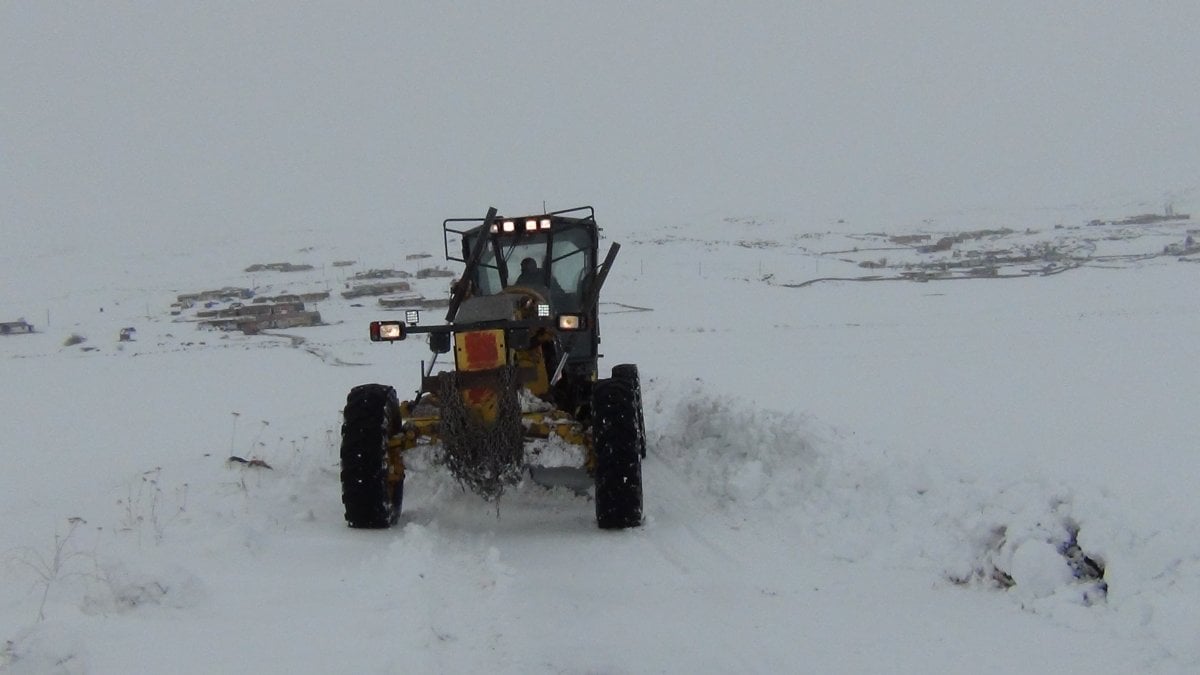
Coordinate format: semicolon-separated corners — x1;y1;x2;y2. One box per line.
4;4;1200;673
3;214;1200;673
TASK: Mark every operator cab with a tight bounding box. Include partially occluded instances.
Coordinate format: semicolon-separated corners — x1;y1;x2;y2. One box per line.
450;209;596;314
444;207;601;362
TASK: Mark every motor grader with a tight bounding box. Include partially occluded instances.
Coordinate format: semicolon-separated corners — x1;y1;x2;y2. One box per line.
339;206;645;529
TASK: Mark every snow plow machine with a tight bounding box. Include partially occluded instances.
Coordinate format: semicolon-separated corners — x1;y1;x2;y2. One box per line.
339;206;645;530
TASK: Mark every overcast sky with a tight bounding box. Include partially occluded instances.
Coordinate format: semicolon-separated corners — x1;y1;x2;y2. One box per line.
3;2;1197;257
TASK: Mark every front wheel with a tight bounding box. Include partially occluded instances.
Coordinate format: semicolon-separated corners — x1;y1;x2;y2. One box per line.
340;384;403;528
592;377;644;529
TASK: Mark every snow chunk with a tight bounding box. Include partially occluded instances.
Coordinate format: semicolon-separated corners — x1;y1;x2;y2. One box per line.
1009;538;1075;599
523;435;586;468
517;388;553;413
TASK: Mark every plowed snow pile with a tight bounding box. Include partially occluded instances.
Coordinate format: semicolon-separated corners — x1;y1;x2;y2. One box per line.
646;379;1200;668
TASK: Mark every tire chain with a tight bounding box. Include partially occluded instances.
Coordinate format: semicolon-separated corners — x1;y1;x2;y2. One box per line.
437;366;525;501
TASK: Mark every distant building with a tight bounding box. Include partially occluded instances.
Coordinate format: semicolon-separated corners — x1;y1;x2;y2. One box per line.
0;320;34;335
353;269;411;281
917;237;956;254
342;281;413;299
177;287;253;304
244;262;315;273
198;301;321;334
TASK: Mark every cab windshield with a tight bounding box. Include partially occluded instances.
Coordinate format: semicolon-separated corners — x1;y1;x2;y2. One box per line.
467;226;592;311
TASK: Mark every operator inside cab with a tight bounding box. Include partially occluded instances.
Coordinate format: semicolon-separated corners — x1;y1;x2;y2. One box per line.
510;256;570;310
515;257;542;286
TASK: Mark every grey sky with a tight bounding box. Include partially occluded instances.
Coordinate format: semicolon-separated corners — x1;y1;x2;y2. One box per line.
3;2;1197;256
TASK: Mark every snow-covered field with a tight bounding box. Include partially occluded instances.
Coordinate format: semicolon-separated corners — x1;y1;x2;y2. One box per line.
2;211;1199;673
5;4;1200;672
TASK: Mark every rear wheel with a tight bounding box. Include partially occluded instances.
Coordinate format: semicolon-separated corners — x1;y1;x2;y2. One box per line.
340;384;403;528
612;364;646;458
592;377;644;529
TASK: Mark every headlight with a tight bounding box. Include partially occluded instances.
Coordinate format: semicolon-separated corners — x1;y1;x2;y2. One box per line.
557;314;583;330
502;220;516;233
537;303;551;318
405;309;420;325
370;321;406;342
525;219;538;232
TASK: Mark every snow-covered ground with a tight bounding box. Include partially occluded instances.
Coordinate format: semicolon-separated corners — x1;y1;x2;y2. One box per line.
2;210;1199;673
5;4;1200;672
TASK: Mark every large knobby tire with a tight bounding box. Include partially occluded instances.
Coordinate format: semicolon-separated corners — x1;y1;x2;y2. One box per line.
592;377;644;529
340;384;402;528
611;364;647;458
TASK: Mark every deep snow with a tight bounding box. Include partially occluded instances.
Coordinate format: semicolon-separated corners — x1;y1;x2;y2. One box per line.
2;212;1199;673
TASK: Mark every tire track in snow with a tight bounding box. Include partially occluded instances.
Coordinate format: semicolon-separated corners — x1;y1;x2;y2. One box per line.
641;455;741;576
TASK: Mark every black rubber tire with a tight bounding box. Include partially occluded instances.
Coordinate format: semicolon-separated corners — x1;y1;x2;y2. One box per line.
592;377;644;529
611;364;646;458
340;384;403;528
